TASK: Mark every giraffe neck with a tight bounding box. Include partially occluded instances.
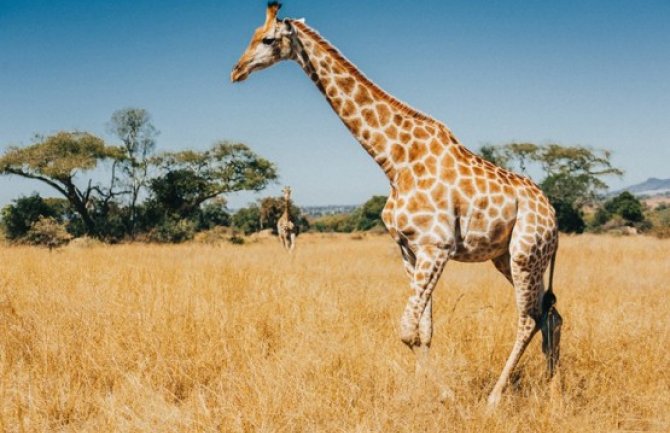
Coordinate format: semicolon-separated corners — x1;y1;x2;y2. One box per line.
283;196;290;219
289;21;457;181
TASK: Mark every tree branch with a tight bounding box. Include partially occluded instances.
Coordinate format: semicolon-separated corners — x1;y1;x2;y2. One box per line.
3;168;69;197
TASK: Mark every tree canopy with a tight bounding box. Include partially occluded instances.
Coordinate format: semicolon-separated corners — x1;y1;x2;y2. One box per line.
108;107;158;237
150;141;278;218
0;132;122;235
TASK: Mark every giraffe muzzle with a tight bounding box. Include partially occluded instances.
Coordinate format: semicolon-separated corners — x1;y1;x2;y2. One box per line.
230;64;249;83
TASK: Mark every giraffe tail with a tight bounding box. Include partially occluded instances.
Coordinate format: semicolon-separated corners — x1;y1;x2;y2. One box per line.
541;248;562;378
542;247;558;310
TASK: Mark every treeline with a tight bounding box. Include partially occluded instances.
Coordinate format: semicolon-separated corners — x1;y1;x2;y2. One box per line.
309;196;386;233
2;111;667;247
0;108;277;245
295;143;667;237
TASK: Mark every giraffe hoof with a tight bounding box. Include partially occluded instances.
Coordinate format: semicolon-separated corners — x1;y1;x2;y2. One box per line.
400;319;420;348
399;331;420;349
486;392;502;410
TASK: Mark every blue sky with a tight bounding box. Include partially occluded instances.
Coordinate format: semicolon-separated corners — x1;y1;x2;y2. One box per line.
1;0;669;207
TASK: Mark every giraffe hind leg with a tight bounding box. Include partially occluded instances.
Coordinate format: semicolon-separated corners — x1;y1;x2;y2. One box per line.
487;251;545;408
496;252;562;378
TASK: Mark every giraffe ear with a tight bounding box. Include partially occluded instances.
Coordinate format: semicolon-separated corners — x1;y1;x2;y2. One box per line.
280;18;295;36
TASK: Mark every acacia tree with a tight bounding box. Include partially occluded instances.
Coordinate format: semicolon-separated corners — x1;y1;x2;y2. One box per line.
479;144;510;169
537;145;623;204
149;141;278;220
479;142;623;232
0;132;122;236
479;142;540;173
108;108;158;237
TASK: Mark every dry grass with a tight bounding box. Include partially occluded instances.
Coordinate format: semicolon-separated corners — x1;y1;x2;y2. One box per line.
0;234;668;432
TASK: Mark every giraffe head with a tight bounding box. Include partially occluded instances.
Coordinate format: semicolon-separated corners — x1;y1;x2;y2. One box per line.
231;2;297;82
282;186;292;200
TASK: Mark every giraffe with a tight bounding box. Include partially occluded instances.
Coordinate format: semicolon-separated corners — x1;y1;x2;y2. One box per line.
231;2;562;407
277;186;297;252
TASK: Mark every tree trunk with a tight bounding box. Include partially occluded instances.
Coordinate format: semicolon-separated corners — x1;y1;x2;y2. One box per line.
67;187;97;237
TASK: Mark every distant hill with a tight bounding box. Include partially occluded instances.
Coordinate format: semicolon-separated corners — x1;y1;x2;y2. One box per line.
613;177;670;197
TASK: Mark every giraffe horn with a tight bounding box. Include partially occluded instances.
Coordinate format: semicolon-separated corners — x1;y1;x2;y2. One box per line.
266;1;282;25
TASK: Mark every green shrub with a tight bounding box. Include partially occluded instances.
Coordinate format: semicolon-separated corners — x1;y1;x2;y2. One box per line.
232;205;261;235
148;218;196;243
228;235;245;245
311;213;356;233
1;194;66;240
25;216;72;250
197;201;231;230
355;195;386;231
604;191;644;223
591;192;646;232
552;200;585;233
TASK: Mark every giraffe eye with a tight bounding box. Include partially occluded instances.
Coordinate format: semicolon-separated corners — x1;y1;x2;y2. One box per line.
262;37;276;45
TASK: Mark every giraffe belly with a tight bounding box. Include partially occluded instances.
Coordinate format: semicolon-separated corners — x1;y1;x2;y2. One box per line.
384;183;517;262
451;235;509;262
386;201;514;262
451;211;515;262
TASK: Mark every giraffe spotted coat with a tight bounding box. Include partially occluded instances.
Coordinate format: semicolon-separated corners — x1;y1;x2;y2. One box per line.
231;3;562;408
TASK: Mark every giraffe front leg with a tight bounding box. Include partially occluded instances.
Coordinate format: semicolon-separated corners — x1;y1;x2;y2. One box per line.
418;296;433;349
400;245;433;355
289;232;297;253
399;244;451;402
399;245;448;351
415;296;433;377
415;294;454;402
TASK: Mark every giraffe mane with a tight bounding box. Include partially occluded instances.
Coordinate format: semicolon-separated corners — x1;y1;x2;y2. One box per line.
290;20;442;126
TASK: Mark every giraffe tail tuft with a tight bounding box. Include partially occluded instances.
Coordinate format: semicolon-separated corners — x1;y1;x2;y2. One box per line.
541;287;557;318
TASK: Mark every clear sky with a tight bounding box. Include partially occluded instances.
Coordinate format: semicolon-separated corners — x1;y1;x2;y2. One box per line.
1;0;669;208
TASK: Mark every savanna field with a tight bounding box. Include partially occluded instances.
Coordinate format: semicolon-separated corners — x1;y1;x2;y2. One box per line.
0;234;668;432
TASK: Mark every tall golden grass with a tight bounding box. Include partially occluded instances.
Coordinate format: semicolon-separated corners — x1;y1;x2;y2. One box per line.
0;234;668;432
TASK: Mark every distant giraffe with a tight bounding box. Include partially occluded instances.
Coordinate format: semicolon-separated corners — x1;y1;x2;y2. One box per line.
231;2;562;407
277;186;297;252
